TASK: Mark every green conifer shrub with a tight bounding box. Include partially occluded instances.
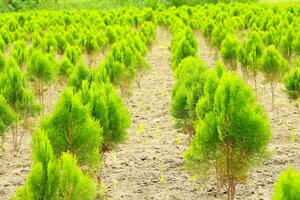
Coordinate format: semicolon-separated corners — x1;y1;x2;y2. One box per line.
78;81;130;152
244;31;264;88
0;52;6;71
220;34;239;71
0;95;17;151
68;61;91;91
171;57;208;135
0;59;40;151
41;88;102;166
284;67;300;112
58;56;73;77
13;131;97;200
65;45;82;65
280;27;294;61
185;73;271;200
273;167;300;200
171;28;198;69
259;45;289;110
27;50;54;106
11;40;27;67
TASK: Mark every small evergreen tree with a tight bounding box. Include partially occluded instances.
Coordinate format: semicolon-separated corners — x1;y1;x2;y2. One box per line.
59;153;97;200
259;45;289;110
78;81;131;152
171;57;208;135
220;34;239;71
65;45;82;66
185;73;271;200
284;67;300;112
0;59;40;151
0;95;17;151
244;31;264;89
280;27;294;61
68;61;91;91
58;56;73;77
27;50;54;106
11;40;27;67
41;88;102;166
273;167;300;200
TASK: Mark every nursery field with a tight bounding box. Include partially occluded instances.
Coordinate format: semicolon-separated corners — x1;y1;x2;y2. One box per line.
0;3;300;200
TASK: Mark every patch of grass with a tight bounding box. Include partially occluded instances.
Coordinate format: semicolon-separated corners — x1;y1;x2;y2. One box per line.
258;0;300;3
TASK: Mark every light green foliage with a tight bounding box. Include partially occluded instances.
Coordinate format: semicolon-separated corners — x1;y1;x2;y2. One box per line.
80;31;98;55
12;40;27;66
273;167;300;200
280;27;294;60
0;95;17;149
68;61;91;91
59;153;97;200
284;67;300;106
171;28;198;69
0;37;6;52
0;59;40;115
41;88;102;166
13;131;96;200
0;52;6;71
293;34;300;56
171;57;208;135
58;56;73;77
220;34;239;71
78;81;131;152
65;45;82;65
28;50;54;105
259;45;289;109
185;73;271;200
211;24;228;50
244;31;264;84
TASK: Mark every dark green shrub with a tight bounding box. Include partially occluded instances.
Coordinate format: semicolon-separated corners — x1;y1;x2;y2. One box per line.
41;88;102;166
273;167;300;200
185;73;271;200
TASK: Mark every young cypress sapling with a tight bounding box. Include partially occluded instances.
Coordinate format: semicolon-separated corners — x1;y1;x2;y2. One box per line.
259;45;289;110
27;50;54;106
185;73;271;200
41;88;102;166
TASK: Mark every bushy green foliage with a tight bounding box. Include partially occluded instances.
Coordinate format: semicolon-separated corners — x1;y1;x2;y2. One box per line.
220;34;239;71
171;28;198;69
284;67;300;108
13;131;96;200
171;57;208;135
259;45;288;109
65;45;82;65
41;88;102;166
0;52;6;71
273;167;300;200
27;50;54;105
185;73;271;200
280;27;294;60
78;81;130;152
0;95;17;149
68;61;91;91
58;56;73;77
243;31;264;85
13;130;60;200
11;40;27;66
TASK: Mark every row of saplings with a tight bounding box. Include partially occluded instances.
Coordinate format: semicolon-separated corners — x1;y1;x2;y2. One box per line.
170;28;300;200
11;77;131;199
8;21;156;200
172;56;300;200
